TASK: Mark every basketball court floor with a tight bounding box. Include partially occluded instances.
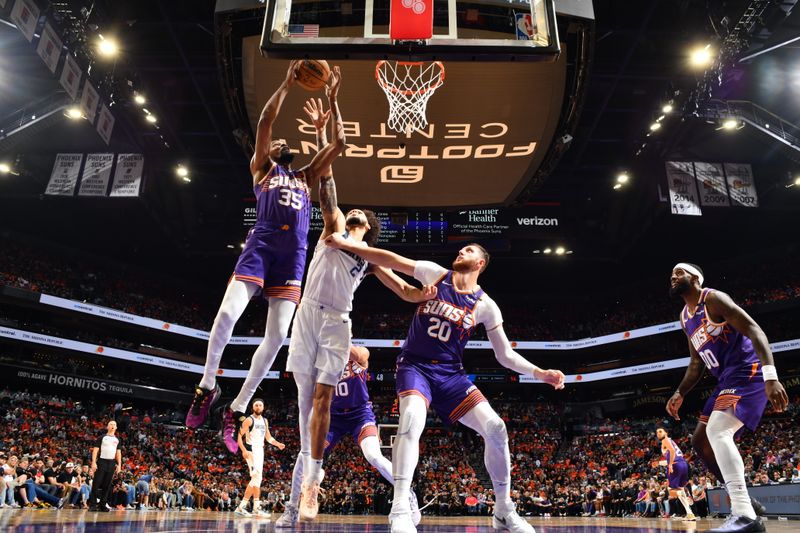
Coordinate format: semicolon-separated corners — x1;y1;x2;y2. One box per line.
2;511;795;532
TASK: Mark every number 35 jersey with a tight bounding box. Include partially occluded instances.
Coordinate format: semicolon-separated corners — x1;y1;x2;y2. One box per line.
680;287;761;384
254;164;311;234
401;261;502;364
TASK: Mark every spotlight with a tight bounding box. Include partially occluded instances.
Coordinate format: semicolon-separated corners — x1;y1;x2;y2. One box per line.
97;36;119;57
617;172;629;184
689;45;713;67
656;115;665;122
566;250;574;255
555;247;565;255
175;165;189;178
795;176;800;186
0;163;10;174
226;244;235;249
543;248;552;255
240;243;246;249
649;122;662;132
181;176;191;183
613;183;623;190
145;115;157;124
721;119;738;130
134;94;146;105
65;107;83;120
662;104;674;114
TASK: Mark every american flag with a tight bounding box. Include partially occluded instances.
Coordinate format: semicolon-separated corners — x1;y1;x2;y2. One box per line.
288;24;320;38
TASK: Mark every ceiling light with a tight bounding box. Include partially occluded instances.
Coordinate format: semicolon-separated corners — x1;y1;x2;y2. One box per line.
566;250;574;255
795;176;800;186
65;107;83;120
649;122;662;132
226;244;235;249
181;176;191;183
240;243;246;249
555;247;565;255
145;114;157;124
689;45;713;67
617;172;629;184
176;165;189;178
656;115;665;122
543;248;552;255
662;104;674;114
0;163;10;174
721;119;738;130
532;250;541;254
97;36;119;57
134;94;146;105
613;183;623;190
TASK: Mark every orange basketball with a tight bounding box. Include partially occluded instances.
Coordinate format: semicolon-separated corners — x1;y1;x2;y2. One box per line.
295;59;330;91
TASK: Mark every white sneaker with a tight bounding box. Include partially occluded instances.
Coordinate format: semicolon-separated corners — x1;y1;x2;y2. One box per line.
275;505;299;528
255;508;271;518
683;514;698;521
493;510;536;532
299;481;323;521
389;511;417;533
234;507;252;517
409;491;421;526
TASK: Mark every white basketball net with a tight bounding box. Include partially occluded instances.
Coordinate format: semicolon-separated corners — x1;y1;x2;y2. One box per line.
376;61;445;134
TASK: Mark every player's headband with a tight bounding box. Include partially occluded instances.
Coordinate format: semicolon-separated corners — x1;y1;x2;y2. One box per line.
674;263;704;286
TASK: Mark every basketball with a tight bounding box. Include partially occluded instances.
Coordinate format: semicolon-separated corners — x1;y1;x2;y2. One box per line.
295;59;330;91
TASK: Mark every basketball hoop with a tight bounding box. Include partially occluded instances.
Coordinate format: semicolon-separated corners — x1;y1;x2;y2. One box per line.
376;60;445;135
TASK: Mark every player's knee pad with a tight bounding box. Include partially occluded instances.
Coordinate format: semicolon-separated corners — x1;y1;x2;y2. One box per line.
485;416;508;449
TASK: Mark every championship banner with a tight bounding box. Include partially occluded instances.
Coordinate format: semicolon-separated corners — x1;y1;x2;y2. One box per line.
77;153;114;196
665;161;702;216
45;153;83;196
35;21;62;74
59;54;82;101
110;154;144;197
694;162;730;207
96;103;115;145
724;163;759;207
79;80;99;123
10;0;39;42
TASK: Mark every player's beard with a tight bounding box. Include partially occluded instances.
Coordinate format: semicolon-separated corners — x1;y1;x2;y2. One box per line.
276;149;295;166
669;278;691;298
346;215;366;227
452;257;475;273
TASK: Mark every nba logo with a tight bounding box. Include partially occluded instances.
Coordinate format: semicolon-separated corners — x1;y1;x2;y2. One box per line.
515;14;536;40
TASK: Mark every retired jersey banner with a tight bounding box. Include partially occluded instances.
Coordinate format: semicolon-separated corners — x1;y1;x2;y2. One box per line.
96;103;115;145
724;163;758;207
80;81;99;124
45;153;83;196
59;54;82;101
78;153;114;196
110;154;144;197
10;0;39;42
665;161;702;216
36;21;62;74
694;162;730;207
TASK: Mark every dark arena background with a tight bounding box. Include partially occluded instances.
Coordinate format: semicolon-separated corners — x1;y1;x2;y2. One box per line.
1;0;799;532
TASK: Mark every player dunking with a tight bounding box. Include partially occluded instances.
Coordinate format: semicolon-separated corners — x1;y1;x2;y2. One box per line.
323;236;566;533
235;399;285;517
184;61;347;454
280;94;436;523
655;427;696;521
666;263;789;533
276;346;421;527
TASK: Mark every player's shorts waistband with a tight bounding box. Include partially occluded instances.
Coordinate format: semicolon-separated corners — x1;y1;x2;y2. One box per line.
300;297;350;317
398;351;463;368
250;223;309;235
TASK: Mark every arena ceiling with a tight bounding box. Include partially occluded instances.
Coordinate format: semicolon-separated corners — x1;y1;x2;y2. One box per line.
0;0;799;286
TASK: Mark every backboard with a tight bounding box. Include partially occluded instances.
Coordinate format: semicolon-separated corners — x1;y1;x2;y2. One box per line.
261;0;560;61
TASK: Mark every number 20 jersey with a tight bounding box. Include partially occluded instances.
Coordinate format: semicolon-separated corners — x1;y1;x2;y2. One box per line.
680;287;760;384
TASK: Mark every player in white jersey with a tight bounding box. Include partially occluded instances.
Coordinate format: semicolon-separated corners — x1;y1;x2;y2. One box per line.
284;97;437;522
235;399;285;517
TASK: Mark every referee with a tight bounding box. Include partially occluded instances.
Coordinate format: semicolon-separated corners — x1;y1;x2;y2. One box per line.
89;420;122;512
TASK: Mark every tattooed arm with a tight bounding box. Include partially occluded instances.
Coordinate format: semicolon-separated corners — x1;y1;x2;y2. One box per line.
305;66;345;189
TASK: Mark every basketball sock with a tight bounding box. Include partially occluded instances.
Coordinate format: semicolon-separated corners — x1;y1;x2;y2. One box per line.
288;452;305;507
677;490;693;516
200;280;258;390
706;409;755;520
458;402;513;516
230;297;296;412
360;435;394;484
391;395;427;514
304;457;324;485
253;498;261;511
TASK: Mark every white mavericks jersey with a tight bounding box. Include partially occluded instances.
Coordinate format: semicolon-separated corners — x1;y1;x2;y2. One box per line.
247;415;267;449
302;232;369;313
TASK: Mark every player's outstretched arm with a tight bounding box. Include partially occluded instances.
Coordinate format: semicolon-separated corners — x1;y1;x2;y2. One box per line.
666;341;704;421
349;346;370;367
251;60;299;179
486;324;565;389
304;66;345;187
324;233;417;276
372;266;438;303
706;290;789;412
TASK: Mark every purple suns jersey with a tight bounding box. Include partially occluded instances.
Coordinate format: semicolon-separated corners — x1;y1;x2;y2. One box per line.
331;360;370;413
681;288;761;383
400;262;502;364
254;165;311;234
662;438;685;464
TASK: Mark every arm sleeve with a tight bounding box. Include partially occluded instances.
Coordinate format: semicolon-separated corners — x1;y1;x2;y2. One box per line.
486;322;541;376
475;295;503;331
413;261;448;285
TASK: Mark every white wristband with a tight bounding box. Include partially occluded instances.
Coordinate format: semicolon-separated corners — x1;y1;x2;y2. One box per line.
762;365;778;382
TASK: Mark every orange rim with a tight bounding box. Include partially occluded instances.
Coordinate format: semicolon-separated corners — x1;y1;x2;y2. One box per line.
375;60;446;96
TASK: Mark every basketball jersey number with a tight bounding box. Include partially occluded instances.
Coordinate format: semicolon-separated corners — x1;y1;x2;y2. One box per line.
336;381;349;397
698;349;720;369
427;317;452;342
278;188;304;210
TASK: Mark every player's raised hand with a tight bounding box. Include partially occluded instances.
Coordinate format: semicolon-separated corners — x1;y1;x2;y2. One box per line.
325;66;342;99
766;380;789;412
421;284;438;301
535;368;566;390
304;98;330;131
284;60;300;87
324;232;347;249
666;392;683;420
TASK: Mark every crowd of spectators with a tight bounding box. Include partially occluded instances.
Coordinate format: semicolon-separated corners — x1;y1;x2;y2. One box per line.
2;236;799;342
2;388;798;518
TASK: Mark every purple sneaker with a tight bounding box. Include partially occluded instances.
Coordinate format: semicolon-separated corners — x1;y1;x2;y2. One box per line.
222;406;246;453
185;384;221;428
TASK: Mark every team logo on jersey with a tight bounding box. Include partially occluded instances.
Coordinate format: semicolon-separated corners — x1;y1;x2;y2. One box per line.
419;299;475;329
266;171;310;194
689;318;730;351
